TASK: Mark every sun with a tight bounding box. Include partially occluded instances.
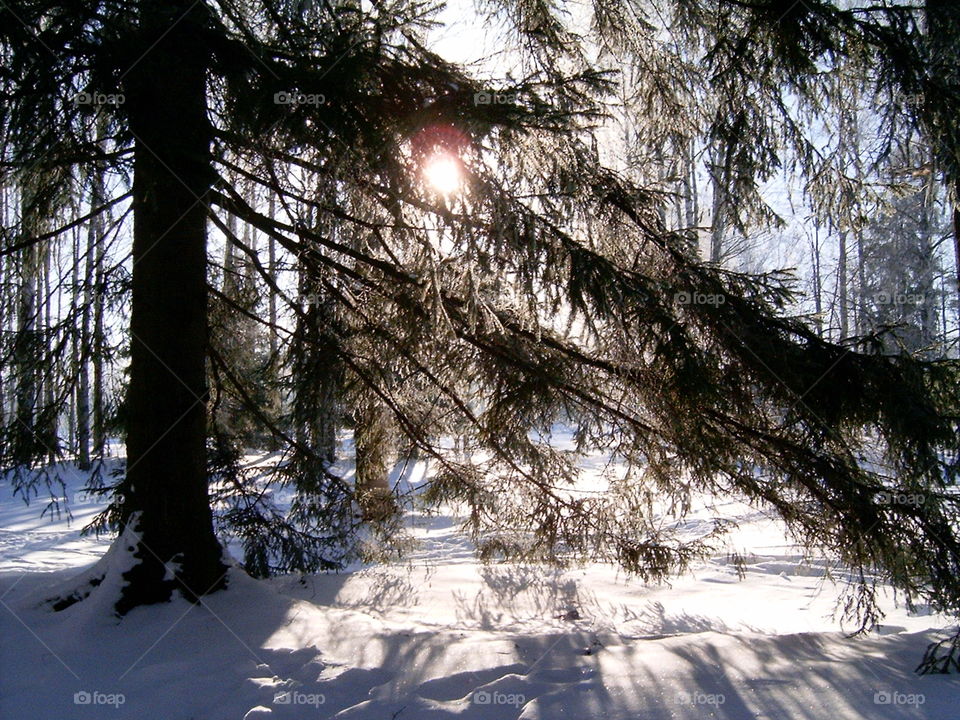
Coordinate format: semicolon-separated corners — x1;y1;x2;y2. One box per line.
423;153;463;196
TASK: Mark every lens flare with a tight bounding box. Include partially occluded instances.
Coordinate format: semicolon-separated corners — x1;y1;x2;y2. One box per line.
423;154;463;195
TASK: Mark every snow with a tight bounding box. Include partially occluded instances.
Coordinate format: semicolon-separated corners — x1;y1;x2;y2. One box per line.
2;452;959;719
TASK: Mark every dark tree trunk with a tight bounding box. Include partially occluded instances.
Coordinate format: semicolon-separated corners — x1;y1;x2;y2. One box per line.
69;228;80;459
838;230;848;340
116;0;225;614
92;228;106;457
268;193;278;359
41;239;57;462
925;1;960;329
0;184;7;428
14;182;40;463
952;192;960;331
811;224;824;337
76;178;98;471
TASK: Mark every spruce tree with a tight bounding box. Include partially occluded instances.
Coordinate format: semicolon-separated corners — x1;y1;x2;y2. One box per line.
0;2;958;672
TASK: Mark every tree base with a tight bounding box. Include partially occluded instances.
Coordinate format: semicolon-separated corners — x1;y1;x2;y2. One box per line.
114;542;228;616
43;524;229;617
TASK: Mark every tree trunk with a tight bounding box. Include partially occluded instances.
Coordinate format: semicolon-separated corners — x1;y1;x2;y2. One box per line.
925;0;960;331
0;184;7;427
855;226;867;339
268;193;278;360
76;164;104;471
811;225;824;337
69;227;80;460
952;192;960;333
354;397;396;522
41;238;57;462
708;139;731;264
918;176;938;350
116;0;225;614
838;230;849;340
242;179;257;286
14;181;40;464
683;137;698;231
223;197;237;296
92;222;106;457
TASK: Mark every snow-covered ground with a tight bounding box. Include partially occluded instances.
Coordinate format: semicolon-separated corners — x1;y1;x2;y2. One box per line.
1;447;958;719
